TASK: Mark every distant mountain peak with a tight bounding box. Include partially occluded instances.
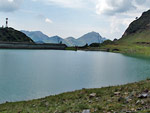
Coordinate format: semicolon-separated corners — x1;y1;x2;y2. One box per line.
85;31;100;35
66;37;76;40
51;35;61;38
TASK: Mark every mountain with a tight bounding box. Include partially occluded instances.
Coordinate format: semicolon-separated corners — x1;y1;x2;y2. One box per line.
48;36;64;43
21;31;107;47
77;31;107;46
0;28;33;43
120;9;150;43
21;30;50;42
64;37;84;46
123;9;150;37
100;9;150;55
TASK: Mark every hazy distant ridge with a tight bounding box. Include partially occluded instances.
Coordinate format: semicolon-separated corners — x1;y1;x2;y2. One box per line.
21;30;107;46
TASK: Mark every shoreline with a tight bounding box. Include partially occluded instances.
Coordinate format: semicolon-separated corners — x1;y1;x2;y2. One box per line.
0;43;67;50
0;79;150;112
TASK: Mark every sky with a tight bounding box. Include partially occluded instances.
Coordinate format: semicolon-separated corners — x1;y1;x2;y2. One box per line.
0;0;150;39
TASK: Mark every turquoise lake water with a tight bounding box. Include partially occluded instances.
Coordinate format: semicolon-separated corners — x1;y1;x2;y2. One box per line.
0;50;150;103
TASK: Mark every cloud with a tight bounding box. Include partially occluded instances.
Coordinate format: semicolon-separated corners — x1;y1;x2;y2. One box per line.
45;18;53;23
36;14;53;24
96;0;150;15
34;0;95;9
0;0;23;12
32;0;150;16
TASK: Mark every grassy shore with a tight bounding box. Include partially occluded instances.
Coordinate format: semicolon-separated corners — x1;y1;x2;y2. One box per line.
0;79;150;113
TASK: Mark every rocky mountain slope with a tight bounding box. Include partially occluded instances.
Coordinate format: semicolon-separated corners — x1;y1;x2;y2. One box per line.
122;9;150;37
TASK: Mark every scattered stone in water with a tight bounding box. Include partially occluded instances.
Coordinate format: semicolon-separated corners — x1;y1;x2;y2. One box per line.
82;109;90;113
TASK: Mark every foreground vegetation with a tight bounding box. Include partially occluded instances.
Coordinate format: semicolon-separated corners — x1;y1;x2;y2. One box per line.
0;79;150;113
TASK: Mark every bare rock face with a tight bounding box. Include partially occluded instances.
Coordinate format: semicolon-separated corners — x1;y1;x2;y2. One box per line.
122;9;150;37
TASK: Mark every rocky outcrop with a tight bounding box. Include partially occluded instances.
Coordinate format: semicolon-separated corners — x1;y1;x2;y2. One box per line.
123;9;150;37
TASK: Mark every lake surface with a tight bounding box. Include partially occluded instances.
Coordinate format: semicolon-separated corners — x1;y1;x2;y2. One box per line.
0;50;150;103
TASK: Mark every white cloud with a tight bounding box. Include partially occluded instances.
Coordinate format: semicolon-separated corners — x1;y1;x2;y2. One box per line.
96;0;150;15
35;0;95;9
45;18;53;23
0;0;23;12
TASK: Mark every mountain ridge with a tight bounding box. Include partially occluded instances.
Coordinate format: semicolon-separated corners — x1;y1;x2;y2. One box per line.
21;30;107;47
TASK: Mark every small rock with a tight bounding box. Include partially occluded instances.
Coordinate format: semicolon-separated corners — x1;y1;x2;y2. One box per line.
32;104;36;107
131;108;135;111
125;96;132;102
88;100;92;103
82;109;90;113
114;92;120;96
45;102;49;106
138;93;148;99
136;100;145;105
137;108;142;111
141;100;145;105
118;97;124;102
124;92;128;95
136;100;140;104
89;93;96;98
144;89;149;93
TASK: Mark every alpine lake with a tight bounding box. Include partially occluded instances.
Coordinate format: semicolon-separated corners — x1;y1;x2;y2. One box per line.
0;49;150;103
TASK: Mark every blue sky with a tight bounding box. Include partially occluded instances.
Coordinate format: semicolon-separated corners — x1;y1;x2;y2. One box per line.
0;0;150;39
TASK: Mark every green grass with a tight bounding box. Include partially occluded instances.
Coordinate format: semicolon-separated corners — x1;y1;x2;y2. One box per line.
99;30;150;56
65;47;77;51
0;80;150;112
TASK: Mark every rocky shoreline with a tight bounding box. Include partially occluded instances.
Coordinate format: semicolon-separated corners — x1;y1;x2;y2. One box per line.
0;79;150;113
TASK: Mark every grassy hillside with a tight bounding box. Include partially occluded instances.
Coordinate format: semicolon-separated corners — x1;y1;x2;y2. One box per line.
99;30;150;55
0;27;34;43
99;9;150;56
0;79;150;113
